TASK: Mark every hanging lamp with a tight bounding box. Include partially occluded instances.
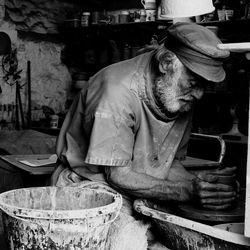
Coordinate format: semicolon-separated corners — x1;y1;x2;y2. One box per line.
159;0;215;18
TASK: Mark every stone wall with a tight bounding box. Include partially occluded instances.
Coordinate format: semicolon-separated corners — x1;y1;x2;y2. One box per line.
0;0;83;128
5;0;82;34
0;0;142;127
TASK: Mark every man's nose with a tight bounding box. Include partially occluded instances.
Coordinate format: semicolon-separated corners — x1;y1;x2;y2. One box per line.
192;88;204;100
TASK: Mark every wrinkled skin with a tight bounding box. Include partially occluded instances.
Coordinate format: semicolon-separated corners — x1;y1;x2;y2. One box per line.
167;162;238;210
107;161;238;210
193;167;238;210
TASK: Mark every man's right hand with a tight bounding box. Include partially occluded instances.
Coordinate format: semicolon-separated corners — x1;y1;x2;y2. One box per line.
192;168;237;210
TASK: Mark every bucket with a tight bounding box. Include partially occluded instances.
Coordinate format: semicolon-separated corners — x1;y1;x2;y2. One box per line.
0;186;122;249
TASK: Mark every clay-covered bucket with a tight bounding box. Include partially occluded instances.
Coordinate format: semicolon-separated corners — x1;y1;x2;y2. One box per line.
0;186;122;249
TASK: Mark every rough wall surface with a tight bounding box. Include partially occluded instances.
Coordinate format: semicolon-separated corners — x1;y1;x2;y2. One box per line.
5;0;81;34
0;24;71;118
0;0;140;123
17;39;71;114
0;0;76;125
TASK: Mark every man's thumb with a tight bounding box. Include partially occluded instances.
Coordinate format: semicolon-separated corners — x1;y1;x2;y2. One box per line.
198;173;218;183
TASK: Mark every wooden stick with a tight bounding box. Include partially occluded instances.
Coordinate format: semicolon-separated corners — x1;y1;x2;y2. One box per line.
27;60;31;128
217;43;250;52
16;82;25;129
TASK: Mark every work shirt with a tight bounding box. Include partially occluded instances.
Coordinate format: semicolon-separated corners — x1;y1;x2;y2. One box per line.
52;51;192;189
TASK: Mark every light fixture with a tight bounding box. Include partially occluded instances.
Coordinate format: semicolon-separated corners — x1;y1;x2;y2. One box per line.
159;0;215;18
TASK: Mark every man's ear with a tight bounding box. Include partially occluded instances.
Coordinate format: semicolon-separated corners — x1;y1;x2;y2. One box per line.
159;61;171;74
159;54;182;75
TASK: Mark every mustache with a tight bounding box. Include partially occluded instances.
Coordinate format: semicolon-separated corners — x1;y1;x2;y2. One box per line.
155;77;193;99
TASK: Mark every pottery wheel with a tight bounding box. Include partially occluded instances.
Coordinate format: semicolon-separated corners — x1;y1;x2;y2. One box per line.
177;200;245;223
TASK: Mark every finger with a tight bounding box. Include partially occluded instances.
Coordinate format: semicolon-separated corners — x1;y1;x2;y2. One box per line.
211;167;237;176
198;182;235;192
199;190;236;199
246;52;250;60
236;181;241;193
199;174;218;183
200;197;235;205
203;204;233;210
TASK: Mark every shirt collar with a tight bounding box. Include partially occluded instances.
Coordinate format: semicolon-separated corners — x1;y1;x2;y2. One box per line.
131;51;179;122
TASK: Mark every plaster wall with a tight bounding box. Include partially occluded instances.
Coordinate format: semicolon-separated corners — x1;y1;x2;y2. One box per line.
0;0;140;124
0;0;81;125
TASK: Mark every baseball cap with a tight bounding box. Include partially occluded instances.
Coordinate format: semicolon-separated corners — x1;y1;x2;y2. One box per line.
165;22;230;82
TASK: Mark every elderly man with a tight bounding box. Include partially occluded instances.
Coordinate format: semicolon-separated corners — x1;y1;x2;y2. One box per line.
51;22;236;249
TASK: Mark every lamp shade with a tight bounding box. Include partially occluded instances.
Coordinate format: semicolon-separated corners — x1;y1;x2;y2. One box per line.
160;0;215;18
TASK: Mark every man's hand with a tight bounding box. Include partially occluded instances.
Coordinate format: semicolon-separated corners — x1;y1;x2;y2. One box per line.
192;167;238;210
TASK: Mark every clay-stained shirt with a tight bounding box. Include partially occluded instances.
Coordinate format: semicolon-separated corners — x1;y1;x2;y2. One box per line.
53;52;192;186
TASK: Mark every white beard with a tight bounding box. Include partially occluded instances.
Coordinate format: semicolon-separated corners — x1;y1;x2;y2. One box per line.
153;75;192;115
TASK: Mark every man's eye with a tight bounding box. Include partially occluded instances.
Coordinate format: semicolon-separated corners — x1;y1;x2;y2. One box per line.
189;81;197;87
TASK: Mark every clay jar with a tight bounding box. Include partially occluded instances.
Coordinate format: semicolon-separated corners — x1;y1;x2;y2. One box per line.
141;0;156;10
141;0;156;21
216;174;237;209
210;171;236;187
216;174;236;186
119;10;130;23
81;12;91;26
211;172;238;208
50;114;59;129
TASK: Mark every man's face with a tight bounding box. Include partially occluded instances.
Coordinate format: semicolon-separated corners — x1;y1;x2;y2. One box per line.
154;64;204;115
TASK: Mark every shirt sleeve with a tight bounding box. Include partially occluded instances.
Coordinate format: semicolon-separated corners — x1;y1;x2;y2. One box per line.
84;84;138;167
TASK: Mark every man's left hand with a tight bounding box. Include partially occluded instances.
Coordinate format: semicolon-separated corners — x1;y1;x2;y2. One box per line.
192;167;238;210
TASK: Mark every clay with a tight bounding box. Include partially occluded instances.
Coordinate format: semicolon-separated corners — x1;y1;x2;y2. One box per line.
177;202;245;224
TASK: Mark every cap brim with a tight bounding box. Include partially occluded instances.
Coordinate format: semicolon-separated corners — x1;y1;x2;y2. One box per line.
178;55;226;83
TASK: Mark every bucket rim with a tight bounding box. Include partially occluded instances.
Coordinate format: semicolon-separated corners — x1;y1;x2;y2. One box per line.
0;186;122;220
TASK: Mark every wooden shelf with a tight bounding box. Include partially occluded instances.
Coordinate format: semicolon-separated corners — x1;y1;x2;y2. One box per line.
60;20;169;38
60;18;250;43
61;18;250;31
197;18;250;27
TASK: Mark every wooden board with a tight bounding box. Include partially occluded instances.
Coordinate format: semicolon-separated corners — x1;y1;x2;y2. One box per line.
0;154;56;175
219;44;250;237
218;43;250;52
181;156;220;169
245;75;250;237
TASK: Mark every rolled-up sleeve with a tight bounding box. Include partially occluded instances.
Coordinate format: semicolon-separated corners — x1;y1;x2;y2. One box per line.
84;84;138;167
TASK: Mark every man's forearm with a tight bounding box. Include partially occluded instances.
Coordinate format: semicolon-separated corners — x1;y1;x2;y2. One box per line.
167;159;196;182
105;165;194;202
